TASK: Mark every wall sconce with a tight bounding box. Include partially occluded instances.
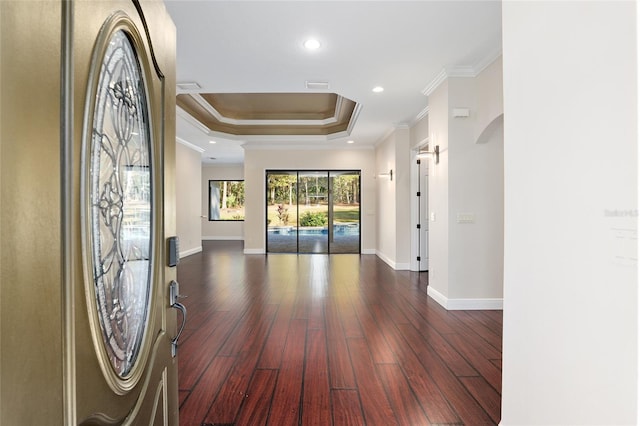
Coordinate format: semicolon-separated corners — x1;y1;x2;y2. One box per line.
417;145;439;164
378;169;393;181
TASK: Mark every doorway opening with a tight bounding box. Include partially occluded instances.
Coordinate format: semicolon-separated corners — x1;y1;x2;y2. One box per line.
266;170;361;254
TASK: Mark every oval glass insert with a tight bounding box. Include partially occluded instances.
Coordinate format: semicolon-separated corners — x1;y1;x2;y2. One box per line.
89;29;153;378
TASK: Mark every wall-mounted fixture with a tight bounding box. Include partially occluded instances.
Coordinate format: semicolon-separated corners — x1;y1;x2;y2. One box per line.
417;145;439;164
378;169;393;181
452;108;470;118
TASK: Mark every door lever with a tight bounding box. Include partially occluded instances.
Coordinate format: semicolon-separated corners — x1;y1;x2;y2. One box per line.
169;280;187;357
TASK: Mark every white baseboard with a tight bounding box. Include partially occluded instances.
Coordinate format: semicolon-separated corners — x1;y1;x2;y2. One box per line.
427;286;503;310
179;246;202;259
375;251;410;270
427;286;449;308
361;248;376;255
202;236;244;241
244;248;265;254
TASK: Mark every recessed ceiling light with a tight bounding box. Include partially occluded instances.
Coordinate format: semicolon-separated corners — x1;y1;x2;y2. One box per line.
303;39;321;50
347;140;354;144
209;140;217;144
372;86;384;93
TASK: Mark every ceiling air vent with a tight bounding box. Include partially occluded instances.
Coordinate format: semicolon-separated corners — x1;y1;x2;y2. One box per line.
177;82;201;91
305;80;330;90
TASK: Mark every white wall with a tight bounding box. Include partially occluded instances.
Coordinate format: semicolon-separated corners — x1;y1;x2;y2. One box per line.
243;147;376;254
202;165;244;240
502;2;637;424
176;142;202;257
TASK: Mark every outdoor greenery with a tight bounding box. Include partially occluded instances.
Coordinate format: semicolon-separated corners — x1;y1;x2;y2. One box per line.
276;204;290;225
266;172;361;227
266;173;360;206
299;211;328;227
209;180;245;220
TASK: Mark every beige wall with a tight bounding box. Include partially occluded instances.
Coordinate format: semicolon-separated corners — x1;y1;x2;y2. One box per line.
375;127;412;269
426;57;504;308
243;147;376;253
376;133;397;263
176;142;203;257
202;165;244;240
427;80;451;297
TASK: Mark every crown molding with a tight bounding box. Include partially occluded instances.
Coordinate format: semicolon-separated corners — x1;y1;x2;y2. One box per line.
413;106;430;124
473;47;502;75
422;50;503;97
176;137;205;153
242;143;374;151
445;65;476;78
190;93;341;126
176;106;211;135
421;69;448;97
345;102;362;136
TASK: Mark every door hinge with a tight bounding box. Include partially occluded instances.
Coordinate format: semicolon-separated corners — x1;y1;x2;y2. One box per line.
417;256;421;261
417;159;421;165
417;191;421;197
416;224;421;229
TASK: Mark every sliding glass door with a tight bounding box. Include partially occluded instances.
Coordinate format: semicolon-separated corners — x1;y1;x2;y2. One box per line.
266;170;360;254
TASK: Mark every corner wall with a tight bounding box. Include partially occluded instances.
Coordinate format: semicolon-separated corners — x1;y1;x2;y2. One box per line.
375;128;412;269
502;1;637;423
426;58;504;309
176;141;202;257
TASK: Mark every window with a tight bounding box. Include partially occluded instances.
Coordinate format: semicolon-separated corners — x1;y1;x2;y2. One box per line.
208;180;245;221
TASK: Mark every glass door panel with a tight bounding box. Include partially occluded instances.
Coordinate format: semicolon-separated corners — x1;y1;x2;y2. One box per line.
329;171;361;253
298;171;329;254
266;171;298;253
266;170;360;254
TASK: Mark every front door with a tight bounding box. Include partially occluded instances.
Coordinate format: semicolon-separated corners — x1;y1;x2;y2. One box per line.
0;1;179;424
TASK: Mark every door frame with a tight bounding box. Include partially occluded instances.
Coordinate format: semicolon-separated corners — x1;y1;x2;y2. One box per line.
411;139;430;271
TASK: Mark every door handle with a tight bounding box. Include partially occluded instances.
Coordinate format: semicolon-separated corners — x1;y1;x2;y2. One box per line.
169;280;187;357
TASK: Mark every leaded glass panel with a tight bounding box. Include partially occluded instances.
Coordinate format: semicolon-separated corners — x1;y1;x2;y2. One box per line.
89;30;153;377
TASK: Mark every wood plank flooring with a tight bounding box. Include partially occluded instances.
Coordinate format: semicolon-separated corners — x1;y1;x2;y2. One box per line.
176;241;502;425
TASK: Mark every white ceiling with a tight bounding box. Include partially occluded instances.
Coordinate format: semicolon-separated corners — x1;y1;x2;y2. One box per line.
164;1;502;164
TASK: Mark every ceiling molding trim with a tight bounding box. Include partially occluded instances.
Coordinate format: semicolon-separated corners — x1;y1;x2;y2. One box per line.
421;69;448;97
345;103;363;136
242;143;374;151
176;137;206;153
421;50;503;98
177;106;211;135
473;48;502;75
413;106;430;124
445;65;476;78
190;93;340;126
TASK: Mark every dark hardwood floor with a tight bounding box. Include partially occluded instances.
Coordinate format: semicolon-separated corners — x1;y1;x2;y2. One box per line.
176;241;502;426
